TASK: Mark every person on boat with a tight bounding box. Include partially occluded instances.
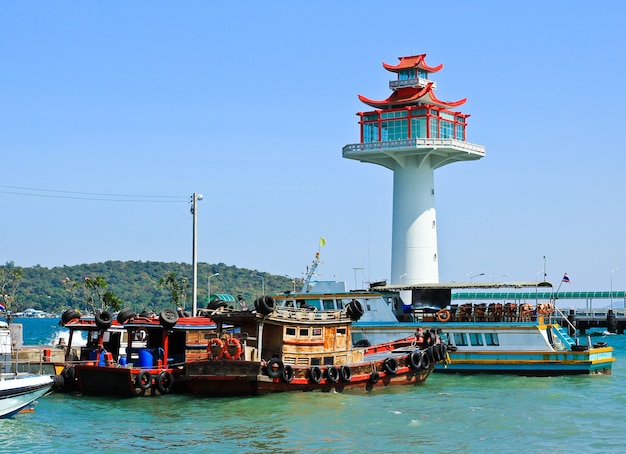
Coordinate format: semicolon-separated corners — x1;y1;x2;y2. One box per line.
237;295;247;310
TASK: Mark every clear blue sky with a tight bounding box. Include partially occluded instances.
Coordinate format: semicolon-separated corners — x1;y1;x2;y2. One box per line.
2;1;625;297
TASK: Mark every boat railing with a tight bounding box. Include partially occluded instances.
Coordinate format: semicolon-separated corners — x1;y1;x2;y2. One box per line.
272;307;346;322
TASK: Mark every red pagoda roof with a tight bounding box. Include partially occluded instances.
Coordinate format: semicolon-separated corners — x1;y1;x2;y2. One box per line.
357;83;466;110
382;54;443;73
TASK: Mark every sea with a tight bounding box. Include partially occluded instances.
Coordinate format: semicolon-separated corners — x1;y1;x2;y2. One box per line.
1;318;625;453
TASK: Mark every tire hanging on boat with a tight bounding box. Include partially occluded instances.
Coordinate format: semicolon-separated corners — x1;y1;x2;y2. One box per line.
61;309;81;325
339;365;352;382
117;308;136;324
135;371;152;391
383;357;398;375
326;365;339;383
308;366;322;383
156;371;175;394
420;351;431;370
266;358;284;378
281;365;294;383
423;331;435;346
408;350;422;370
370;371;380;384
254;296;276;315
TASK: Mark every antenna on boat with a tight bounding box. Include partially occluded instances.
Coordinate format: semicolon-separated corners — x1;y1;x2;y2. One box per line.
301;251;322;293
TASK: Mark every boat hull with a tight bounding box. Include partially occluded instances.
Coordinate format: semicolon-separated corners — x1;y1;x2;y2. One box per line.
0;374;54;418
184;356;434;396
74;365;182;397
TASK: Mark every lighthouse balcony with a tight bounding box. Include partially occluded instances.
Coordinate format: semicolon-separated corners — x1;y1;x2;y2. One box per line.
390;77;436;90
342;138;485;169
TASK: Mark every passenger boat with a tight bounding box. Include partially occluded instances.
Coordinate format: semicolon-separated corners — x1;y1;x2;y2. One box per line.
273;253;615;376
58;308;216;397
0;373;55;418
183;296;447;396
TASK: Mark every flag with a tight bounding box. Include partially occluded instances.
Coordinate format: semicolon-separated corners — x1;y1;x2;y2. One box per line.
562;273;570;284
0;302;5;311
319;237;326;247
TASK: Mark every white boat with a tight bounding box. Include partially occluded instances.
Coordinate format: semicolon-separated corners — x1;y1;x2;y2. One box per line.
273;253;615;376
0;374;54;418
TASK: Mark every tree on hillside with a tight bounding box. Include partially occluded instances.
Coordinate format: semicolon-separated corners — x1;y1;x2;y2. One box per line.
62;275;124;314
0;261;24;321
159;272;189;309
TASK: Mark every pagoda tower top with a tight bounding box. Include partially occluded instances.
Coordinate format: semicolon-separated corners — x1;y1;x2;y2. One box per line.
358;53;466;110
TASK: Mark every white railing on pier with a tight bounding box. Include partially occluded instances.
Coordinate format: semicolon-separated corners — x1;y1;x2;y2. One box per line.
342;138;485;156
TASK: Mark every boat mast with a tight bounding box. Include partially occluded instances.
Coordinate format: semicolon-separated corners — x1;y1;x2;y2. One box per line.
301;252;321;293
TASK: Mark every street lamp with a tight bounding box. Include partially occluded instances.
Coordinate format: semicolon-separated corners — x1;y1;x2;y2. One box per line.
208;273;219;302
252;274;265;296
191;193;203;316
469;273;485;282
610;268;618;310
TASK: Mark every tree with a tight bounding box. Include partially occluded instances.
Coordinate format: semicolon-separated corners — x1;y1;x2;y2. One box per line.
159;272;189;309
62;275;124;313
0;261;24;321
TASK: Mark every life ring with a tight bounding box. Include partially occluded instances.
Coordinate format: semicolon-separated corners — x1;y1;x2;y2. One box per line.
370;371;380;384
222;337;242;360
383;357;398;375
326;365;339;383
135;371;152;391
281;365;294;383
339;365;352;382
266;358;284;378
207;338;224;359
408;350;422;370
135;329;148;342
309;366;322;383
437;309;451;322
420;351;431;370
156;370;174;394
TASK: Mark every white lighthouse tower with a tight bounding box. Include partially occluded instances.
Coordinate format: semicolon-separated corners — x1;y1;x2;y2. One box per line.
343;54;485;285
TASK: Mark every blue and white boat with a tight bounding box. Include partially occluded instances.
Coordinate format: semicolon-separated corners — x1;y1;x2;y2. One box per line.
0;373;54;418
274;254;615;376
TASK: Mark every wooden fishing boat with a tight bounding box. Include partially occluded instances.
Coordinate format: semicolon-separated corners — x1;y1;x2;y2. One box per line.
58;308;216;396
182;296;447;396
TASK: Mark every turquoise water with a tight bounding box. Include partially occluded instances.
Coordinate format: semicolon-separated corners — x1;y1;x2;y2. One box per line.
2;318;625;453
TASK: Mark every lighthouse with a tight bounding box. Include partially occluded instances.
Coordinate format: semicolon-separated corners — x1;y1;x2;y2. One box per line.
343;54;485;285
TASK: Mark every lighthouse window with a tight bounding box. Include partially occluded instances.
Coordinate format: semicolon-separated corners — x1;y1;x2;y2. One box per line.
381;111;407;119
440;120;454;138
363;123;377;143
456;124;465;141
411;117;427;138
381;119;408;140
417;69;427;79
363;113;378;121
429;118;438;138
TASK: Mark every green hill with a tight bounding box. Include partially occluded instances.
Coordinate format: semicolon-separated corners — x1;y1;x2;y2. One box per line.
10;261;295;315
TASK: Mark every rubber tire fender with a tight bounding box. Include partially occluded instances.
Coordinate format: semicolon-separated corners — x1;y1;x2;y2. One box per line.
156;371;175;394
135;371;152;391
308;366;322;383
266;358;284;379
408;350;422;370
339;365;352;382
95;310;113;330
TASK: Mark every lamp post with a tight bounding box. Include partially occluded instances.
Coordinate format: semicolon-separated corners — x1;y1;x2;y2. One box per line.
469;273;485;282
191;193;203;316
610;268;618;310
252;274;265;296
208;272;219;303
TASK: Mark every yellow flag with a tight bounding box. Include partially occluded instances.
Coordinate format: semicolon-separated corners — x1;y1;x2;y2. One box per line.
319;237;326;247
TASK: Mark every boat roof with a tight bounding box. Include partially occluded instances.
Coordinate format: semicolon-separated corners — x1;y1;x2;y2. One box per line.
370;281;554;291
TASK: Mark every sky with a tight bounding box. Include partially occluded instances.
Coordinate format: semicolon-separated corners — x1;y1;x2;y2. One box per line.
2;1;626;301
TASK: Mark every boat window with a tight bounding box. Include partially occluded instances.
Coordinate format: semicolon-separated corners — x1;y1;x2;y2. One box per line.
485;333;499;346
311;357;321;366
337;328;346;335
454;333;468;346
322;299;335;310
299;328;309;337
323;356;334;365
469;333;483;346
312;328;322;337
286;327;296;336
